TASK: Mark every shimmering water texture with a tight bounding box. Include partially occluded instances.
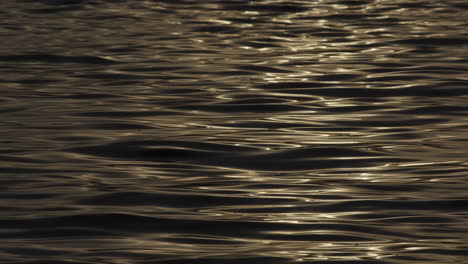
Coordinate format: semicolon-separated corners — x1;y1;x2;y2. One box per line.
2;0;468;263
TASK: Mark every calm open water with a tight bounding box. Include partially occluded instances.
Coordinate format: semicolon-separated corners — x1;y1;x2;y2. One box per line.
2;0;468;263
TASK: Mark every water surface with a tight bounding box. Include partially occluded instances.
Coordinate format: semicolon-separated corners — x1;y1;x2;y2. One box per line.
1;0;468;263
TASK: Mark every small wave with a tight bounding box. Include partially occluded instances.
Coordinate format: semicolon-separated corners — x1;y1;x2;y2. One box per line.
0;54;122;64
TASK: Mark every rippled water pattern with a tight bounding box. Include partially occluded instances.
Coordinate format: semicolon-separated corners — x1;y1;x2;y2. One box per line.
2;0;468;263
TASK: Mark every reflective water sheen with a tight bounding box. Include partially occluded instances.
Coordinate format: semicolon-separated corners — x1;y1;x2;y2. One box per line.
2;0;468;263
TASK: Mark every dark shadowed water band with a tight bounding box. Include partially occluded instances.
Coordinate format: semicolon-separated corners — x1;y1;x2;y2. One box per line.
1;0;468;263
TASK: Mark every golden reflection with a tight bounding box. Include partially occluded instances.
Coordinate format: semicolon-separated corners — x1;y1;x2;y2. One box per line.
254;241;393;262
